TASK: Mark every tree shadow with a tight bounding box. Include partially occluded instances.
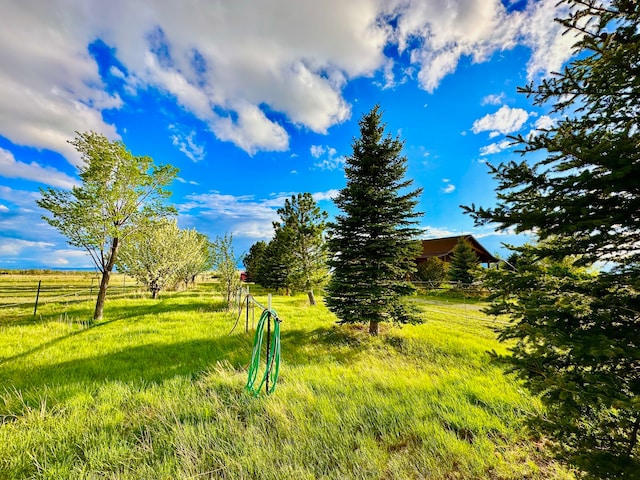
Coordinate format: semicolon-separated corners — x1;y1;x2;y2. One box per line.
1;335;253;392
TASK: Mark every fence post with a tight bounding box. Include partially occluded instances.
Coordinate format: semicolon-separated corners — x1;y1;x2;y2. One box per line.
33;280;42;317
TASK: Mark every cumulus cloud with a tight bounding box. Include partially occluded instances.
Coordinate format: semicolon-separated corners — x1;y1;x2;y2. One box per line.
520;0;578;81
0;148;77;189
480;139;512;156
535;115;555;130
472;105;530;137
0;0;576;162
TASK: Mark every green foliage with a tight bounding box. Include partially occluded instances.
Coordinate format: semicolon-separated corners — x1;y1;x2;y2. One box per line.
0;273;573;479
211;233;241;310
37;131;177;320
243;240;267;283
117;220;210;298
448;239;479;285
415;257;449;285
255;233;291;293
326;106;423;335
465;2;640;476
272;193;328;305
173;230;213;289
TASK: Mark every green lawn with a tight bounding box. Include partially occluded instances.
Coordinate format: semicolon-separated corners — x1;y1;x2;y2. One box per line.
0;273;573;479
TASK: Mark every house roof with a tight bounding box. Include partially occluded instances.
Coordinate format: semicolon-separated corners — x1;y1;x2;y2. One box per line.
416;235;499;264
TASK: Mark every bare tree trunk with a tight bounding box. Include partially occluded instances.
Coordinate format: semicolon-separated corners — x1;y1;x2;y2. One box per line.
369;320;379;335
94;269;110;322
307;289;316;306
93;238;119;322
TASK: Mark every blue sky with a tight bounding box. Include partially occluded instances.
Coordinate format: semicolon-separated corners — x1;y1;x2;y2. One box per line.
0;0;576;269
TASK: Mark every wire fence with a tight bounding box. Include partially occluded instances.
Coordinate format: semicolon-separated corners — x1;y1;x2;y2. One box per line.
0;274;144;316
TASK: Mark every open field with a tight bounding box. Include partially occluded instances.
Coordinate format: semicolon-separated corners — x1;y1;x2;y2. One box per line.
0;273;573;479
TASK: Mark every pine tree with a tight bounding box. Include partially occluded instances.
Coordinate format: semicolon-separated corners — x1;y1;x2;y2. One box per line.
273;193;328;305
243;241;267;283
326;106;423;335
465;1;640;476
447;238;478;285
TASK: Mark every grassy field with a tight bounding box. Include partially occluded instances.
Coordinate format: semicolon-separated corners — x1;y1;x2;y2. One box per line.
0;273;573;479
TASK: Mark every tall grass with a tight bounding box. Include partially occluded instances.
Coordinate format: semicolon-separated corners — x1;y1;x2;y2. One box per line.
0;274;573;479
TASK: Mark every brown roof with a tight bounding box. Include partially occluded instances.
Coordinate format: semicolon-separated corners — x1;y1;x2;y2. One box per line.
416;235;499;265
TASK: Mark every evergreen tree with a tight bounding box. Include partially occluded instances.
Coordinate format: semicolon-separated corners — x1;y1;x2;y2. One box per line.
326;106;423;335
447;238;478;285
465;1;640;476
257;234;290;293
273;193;328;305
243;241;267;283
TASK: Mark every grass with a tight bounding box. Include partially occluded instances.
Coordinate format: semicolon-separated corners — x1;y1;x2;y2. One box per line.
0;273;574;479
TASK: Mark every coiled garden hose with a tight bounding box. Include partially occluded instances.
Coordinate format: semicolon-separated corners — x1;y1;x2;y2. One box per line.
245;308;281;396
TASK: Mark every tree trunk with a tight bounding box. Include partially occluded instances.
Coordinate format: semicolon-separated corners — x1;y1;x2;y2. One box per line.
93;238;119;322
369;320;379;335
94;269;110;322
307;289;316;306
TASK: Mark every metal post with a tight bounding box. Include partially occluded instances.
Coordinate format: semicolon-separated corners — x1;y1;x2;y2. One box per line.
33;280;41;317
266;309;271;394
265;293;273;393
245;295;250;333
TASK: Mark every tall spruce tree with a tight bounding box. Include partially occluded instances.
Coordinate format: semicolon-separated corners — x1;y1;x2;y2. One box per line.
326;106;423;335
447;238;479;285
465;1;640;477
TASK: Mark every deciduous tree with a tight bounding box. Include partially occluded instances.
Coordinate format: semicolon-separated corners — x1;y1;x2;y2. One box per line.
326;106;423;335
465;1;640;476
117;219;182;298
212;233;241;310
38;132;177;321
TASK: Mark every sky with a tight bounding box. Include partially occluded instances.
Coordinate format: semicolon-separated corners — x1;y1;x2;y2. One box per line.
0;0;578;270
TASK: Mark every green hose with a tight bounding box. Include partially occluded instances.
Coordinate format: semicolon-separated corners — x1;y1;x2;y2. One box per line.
245;308;281;396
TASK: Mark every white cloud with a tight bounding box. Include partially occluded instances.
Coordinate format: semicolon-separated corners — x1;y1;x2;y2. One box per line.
479;139;512;156
0;204;8;212
0;0;577;161
312;189;340;201
169;125;206;162
178;188;337;240
0;147;77;189
311;144;344;171
481;93;505;105
0;2;121;166
441;178;455;194
310;145;327;158
521;0;578;81
535;115;555;130
472;105;530;136
421;226;458;239
0;238;54;256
